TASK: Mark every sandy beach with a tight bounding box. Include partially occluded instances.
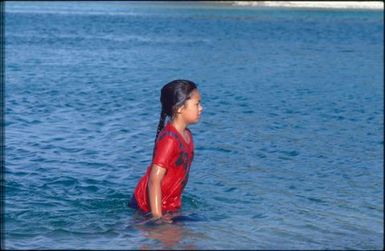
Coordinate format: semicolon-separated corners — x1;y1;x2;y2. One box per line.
229;1;384;10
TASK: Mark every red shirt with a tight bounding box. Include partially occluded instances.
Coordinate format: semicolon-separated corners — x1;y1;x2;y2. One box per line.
133;122;194;213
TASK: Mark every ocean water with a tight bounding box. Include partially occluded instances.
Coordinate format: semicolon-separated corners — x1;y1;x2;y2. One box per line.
4;2;384;249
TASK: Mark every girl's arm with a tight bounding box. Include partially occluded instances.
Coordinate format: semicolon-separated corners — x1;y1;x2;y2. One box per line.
148;164;166;219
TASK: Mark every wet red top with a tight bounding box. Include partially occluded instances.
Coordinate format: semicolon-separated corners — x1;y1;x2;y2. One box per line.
133;122;194;213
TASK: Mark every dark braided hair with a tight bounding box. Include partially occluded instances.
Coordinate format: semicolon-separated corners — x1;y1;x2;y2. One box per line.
155;79;197;142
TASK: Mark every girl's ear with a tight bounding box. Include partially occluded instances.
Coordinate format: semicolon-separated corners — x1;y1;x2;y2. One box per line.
176;105;185;114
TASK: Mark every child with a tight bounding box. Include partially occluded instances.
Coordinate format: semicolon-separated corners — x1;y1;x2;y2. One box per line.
129;79;203;224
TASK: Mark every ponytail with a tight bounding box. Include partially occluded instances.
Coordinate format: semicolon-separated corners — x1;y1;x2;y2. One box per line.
155;109;167;142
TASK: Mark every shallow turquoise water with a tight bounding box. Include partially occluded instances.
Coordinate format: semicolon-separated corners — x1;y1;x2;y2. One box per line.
5;2;384;249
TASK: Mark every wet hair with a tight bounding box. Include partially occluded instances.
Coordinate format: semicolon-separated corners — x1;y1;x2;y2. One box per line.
155;79;198;142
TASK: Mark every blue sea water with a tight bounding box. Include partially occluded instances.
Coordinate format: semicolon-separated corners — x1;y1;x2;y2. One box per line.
4;1;384;249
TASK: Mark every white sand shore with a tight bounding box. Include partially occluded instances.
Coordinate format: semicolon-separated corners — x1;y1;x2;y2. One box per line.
230;1;384;10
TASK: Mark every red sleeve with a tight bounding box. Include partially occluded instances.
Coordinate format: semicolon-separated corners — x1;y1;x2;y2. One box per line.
152;135;176;170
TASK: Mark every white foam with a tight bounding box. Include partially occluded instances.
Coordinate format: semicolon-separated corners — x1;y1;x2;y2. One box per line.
231;1;384;10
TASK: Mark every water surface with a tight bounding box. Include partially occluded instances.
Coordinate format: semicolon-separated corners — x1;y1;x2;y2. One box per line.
5;2;384;249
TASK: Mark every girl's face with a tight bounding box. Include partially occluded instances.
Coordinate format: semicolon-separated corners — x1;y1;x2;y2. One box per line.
178;89;203;125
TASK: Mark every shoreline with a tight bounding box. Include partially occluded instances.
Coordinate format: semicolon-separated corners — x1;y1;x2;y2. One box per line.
226;1;384;10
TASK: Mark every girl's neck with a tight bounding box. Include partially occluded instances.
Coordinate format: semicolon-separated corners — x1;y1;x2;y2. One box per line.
170;118;187;134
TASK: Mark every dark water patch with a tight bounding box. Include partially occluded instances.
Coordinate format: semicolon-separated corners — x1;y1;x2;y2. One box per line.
225;187;237;192
252;213;268;219
284;150;300;156
45;176;80;187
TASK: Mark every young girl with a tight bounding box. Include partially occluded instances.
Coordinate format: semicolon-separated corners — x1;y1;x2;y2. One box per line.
129;79;203;224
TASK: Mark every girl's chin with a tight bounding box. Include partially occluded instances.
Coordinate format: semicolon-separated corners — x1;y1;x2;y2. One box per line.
188;118;200;124
194;117;201;123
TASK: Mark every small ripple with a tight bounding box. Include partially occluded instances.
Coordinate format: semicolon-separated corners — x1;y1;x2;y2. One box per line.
224;187;237;192
45;176;80;187
279;150;300;157
212;196;236;204
306;197;327;204
77;184;100;193
47;227;119;238
196;145;234;153
252;213;268;219
256;153;267;158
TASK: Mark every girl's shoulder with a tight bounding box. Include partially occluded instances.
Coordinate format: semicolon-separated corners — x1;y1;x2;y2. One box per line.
157;130;179;142
158;123;193;147
157;125;180;144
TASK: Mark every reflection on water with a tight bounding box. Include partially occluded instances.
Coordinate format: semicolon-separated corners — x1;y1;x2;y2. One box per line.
136;222;196;250
129;210;204;249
